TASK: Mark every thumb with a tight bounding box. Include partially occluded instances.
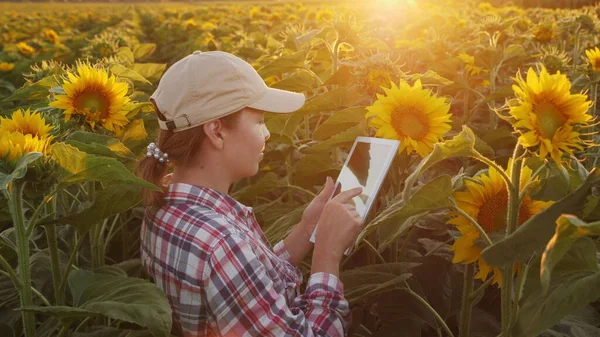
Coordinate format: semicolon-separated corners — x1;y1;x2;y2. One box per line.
316;176;334;201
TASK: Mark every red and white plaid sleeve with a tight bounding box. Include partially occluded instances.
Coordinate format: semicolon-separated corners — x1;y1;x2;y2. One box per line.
203;233;351;337
273;240;293;263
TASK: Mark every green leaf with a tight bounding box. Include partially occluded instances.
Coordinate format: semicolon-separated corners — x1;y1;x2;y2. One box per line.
0;152;43;190
72;327;155;337
304;122;367;153
404;126;479;192
514;239;600;337
133;43;157;60
24;270;172;337
66;131;136;160
294;86;364;116
400;126;484;209
264;205;306;245
110;64;151;85
117;47;135;64
323;66;352;87
257;50;307;78
130;63;166;83
296;28;325;46
232;172;279;203
407;70;454;86
503;44;526;60
481;168;600;267
361;175;454;250
2;84;49;102
50;143;159;191
540;215;600;292
20;305;97;320
270;71;319;92
39;184;142;234
313;107;366;141
340;262;419;303
266;36;284;51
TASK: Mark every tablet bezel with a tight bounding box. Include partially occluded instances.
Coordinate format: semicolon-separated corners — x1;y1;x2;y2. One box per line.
309;136;400;254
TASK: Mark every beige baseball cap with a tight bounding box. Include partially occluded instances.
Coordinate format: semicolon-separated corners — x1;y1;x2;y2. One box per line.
149;50;306;132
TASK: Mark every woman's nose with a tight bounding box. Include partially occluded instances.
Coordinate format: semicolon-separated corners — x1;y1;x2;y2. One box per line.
262;124;270;141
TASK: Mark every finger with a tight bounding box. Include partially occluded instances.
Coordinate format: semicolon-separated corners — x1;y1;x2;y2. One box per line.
315;177;335;201
343;204;356;211
332;186;363;204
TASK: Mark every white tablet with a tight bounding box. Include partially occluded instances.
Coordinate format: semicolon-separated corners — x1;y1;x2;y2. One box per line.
309;136;400;255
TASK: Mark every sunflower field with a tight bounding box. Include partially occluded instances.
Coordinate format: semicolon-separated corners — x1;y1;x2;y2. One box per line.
1;0;600;336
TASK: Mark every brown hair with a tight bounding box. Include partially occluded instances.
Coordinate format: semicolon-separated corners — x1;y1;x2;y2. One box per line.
136;99;241;210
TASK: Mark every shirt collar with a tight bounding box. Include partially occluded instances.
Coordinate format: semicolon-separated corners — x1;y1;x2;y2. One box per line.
164;183;253;219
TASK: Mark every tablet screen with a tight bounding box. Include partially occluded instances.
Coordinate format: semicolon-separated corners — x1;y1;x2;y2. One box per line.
332;141;395;218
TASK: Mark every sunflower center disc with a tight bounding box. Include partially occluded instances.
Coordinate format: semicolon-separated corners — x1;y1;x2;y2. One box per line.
476;188;534;233
76;91;109;118
535;100;566;139
477;188;508;233
391;106;429;140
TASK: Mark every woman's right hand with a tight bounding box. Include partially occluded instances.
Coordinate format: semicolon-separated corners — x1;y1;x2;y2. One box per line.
312;187;365;269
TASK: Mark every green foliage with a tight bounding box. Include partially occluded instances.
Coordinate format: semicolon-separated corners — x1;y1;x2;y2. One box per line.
22;270;172;337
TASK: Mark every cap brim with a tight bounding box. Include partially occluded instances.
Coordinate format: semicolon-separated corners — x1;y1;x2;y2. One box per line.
248;88;305;113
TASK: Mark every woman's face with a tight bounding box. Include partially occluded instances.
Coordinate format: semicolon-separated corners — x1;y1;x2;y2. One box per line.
224;107;270;180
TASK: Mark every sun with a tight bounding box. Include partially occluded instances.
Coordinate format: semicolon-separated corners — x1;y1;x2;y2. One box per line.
508;65;595;167
448;159;553;286
49;63;131;133
365;79;452;157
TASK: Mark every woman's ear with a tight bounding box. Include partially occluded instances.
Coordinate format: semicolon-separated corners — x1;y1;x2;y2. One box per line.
203;121;224;150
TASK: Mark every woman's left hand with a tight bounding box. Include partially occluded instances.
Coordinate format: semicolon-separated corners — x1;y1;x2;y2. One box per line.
299;177;335;239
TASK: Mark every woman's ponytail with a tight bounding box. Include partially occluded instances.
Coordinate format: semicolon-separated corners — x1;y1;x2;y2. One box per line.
135;98;242;210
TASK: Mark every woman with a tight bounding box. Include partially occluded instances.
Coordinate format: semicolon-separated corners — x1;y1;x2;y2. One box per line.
137;50;364;337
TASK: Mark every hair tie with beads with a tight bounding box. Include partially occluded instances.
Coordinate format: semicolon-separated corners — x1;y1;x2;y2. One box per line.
146;142;169;163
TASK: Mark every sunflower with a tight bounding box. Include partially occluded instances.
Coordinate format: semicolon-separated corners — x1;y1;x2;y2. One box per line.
43;29;60;44
366;69;392;96
316;9;334;22
49;63;131;132
585;47;600;72
458;53;488;77
0;108;54;139
0;132;50;162
448;160;553;285
183;19;196;30
533;23;555;43
365;80;452;157
0;62;15;72
16;42;35;56
507;65;595;166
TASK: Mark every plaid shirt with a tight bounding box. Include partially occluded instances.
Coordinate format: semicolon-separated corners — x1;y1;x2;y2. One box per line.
140;183;351;337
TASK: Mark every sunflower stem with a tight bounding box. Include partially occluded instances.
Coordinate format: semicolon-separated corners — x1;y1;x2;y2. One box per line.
46;195;64;306
9;180;37;337
0;254;22;289
449;198;493;247
474;155;514;192
361;238;386;264
58;231;87;302
26;186;58;238
469;277;494;301
500;144;524;337
512;262;529;321
518;162;548;203
459;264;475;337
397;225;415;261
402;282;455;337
